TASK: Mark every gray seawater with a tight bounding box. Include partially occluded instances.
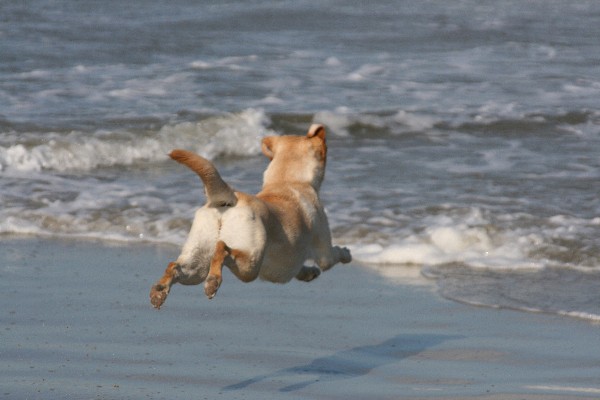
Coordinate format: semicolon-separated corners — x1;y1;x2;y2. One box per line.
1;1;599;321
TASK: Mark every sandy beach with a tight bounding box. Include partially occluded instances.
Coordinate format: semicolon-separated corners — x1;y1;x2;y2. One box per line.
1;237;599;400
3;1;600;398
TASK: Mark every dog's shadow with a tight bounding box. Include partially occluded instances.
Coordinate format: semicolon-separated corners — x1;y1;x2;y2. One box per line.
224;333;461;392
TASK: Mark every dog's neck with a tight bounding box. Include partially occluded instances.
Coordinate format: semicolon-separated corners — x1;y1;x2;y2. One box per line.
262;157;325;192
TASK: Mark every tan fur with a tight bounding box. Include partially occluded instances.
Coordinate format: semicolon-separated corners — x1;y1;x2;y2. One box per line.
169;149;237;207
150;124;351;308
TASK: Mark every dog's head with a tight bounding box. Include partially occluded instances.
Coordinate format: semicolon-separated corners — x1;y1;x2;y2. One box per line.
261;124;327;190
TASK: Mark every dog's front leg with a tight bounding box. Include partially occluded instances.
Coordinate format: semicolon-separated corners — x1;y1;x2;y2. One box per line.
296;265;321;282
333;245;352;265
311;215;352;272
150;262;180;309
317;245;352;272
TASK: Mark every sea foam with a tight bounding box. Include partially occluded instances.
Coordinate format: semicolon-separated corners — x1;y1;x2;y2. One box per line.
0;109;273;172
313;108;437;137
348;208;542;270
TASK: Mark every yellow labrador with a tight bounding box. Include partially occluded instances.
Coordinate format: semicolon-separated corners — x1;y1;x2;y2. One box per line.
150;124;351;308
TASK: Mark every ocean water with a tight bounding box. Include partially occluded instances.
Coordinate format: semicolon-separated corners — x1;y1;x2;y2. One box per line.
1;1;599;321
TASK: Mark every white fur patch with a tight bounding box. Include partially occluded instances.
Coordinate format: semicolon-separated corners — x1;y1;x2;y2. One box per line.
219;205;266;262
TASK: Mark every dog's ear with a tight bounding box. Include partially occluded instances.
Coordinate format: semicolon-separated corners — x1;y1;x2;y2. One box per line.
261;136;276;160
307;124;326;140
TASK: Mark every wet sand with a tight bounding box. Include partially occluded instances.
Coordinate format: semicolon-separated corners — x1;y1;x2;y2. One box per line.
2;237;599;399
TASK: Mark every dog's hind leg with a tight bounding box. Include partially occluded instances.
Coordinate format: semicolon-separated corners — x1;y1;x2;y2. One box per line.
205;240;260;299
150;262;180;309
205;241;228;299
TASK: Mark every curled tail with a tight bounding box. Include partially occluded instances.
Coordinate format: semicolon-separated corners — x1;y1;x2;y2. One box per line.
169;149;237;207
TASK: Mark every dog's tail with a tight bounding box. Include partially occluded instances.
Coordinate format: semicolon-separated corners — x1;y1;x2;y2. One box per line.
169;149;237;207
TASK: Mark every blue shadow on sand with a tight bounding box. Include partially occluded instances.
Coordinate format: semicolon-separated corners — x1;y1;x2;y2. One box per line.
224;333;461;392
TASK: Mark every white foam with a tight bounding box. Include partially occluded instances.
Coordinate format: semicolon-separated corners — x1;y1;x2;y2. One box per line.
313;108;439;137
0;216;45;236
527;385;600;394
255;95;284;105
347;64;386;81
0;214;185;246
324;57;342;67
393;110;436;131
313;108;354;136
190;55;258;71
0;109;274;172
0;179;189;246
351;242;442;266
349;208;539;270
18;69;52;79
556;311;600;323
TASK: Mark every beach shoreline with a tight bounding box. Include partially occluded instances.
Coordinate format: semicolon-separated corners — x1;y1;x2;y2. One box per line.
2;236;599;400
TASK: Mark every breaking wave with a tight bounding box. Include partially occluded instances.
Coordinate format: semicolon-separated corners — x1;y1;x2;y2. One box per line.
0;109;273;172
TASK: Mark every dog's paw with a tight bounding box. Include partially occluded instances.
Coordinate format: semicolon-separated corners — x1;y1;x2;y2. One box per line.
296;266;321;282
339;247;352;264
150;284;169;309
204;275;221;299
